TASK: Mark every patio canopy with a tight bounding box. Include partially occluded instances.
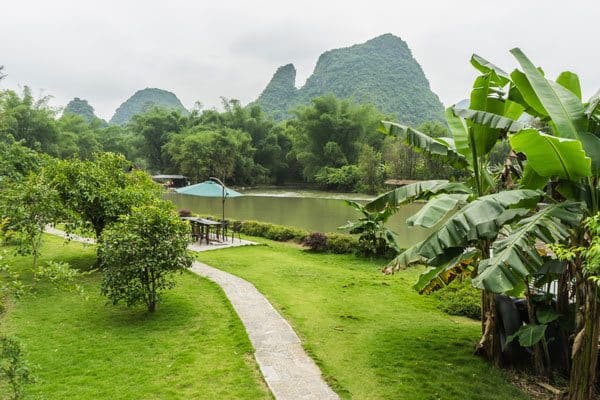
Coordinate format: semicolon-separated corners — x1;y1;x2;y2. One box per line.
175;180;243;197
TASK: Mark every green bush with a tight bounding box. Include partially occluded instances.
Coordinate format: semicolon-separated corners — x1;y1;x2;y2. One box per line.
433;279;481;320
303;232;328;252
326;233;358;254
0;335;32;400
314;165;360;191
239;220;307;242
239;220;269;237
100;204;193;312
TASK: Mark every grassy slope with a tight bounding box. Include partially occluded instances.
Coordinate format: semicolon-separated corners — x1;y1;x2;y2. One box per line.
1;235;271;399
197;240;529;400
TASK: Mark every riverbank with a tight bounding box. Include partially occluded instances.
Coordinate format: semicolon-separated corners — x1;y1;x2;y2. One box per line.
165;189;429;247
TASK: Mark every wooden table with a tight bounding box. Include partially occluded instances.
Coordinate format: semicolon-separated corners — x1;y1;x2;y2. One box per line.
182;217;225;244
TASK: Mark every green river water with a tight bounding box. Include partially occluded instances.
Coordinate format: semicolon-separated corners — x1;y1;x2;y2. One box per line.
165;188;429;248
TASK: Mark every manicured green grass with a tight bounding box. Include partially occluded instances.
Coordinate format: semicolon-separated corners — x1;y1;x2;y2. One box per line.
1;236;271;399
197;239;530;400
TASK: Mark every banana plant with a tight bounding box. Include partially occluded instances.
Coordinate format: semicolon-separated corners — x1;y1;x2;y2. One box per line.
366;54;548;365
427;48;598;398
338;200;400;256
474;49;599;400
370;50;600;380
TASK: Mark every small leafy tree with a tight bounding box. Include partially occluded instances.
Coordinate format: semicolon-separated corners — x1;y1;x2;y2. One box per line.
0;170;63;272
50;152;162;240
0;336;32;400
99;204;193;312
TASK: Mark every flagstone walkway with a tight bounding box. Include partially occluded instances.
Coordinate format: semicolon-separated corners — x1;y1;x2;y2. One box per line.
45;227;339;400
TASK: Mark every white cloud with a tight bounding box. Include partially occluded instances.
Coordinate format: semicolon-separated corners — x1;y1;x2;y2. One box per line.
1;0;599;120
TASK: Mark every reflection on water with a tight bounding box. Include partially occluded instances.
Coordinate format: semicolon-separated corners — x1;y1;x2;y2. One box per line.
165;191;429;248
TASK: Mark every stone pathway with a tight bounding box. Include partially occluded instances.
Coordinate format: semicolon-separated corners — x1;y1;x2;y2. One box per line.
191;261;339;400
45;227;339;400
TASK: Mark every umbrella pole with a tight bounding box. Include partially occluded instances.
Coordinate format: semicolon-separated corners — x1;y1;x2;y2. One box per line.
210;176;227;240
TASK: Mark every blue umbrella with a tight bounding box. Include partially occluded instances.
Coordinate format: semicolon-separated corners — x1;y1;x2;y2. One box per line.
175;180;242;197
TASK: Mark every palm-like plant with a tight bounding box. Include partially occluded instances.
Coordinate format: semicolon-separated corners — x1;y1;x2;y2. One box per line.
371;48;600;399
338;200;400;257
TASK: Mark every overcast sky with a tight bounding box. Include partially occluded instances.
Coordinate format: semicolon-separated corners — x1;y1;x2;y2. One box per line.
1;0;599;120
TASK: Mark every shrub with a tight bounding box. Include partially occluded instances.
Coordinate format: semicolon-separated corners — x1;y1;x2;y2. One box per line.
0;336;32;400
99;204;193;312
239;220;269;237
178;209;192;217
239;220;307;242
314;165;360;191
434;279;481;320
303;232;328;252
326;233;358;254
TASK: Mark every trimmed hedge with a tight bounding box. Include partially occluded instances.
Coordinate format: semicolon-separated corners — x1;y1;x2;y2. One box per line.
186;212;359;255
238;220;306;242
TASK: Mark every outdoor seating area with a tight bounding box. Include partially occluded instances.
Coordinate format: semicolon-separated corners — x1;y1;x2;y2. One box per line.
181;216;229;245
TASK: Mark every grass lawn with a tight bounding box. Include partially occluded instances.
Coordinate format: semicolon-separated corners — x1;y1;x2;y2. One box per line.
0;235;271;399
197;239;530;400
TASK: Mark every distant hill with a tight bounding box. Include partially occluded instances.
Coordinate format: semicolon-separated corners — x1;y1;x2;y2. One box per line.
255;34;444;125
110;88;188;125
64;97;104;124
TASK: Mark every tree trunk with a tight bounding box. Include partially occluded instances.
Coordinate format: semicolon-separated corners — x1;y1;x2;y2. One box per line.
556;270;571;374
148;300;156;313
568;279;599;400
525;283;548;377
476;290;503;367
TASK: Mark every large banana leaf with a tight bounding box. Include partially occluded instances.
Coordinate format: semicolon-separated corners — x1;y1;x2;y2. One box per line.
414;248;480;294
379;121;470;170
511;48;587;139
454;108;525;133
365;180;473;212
510;129;591;180
503;99;527;121
417;190;541;260
406;193;469;228
578;132;600;177
556;71;582;100
509;70;548;118
585;89;600;118
468;74;505;156
470;54;510;86
473;202;582;294
384;240;425;273
445;107;472;165
520;163;548;190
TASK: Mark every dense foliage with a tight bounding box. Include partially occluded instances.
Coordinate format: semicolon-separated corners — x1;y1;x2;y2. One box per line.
99;204;193;312
255;34;445;125
1;77;449;192
49;153;162;238
367;49;600;399
109;88;189;125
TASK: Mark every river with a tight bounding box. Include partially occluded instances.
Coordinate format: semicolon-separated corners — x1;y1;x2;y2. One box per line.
165;188;429;248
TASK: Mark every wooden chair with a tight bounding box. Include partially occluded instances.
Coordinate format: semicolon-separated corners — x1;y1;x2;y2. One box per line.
191;221;202;243
219;220;229;242
231;221;242;242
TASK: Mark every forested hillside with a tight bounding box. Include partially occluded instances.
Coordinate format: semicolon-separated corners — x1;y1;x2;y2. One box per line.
256;34;444;125
64;97;105;125
1;83;454;193
110;88;188;125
